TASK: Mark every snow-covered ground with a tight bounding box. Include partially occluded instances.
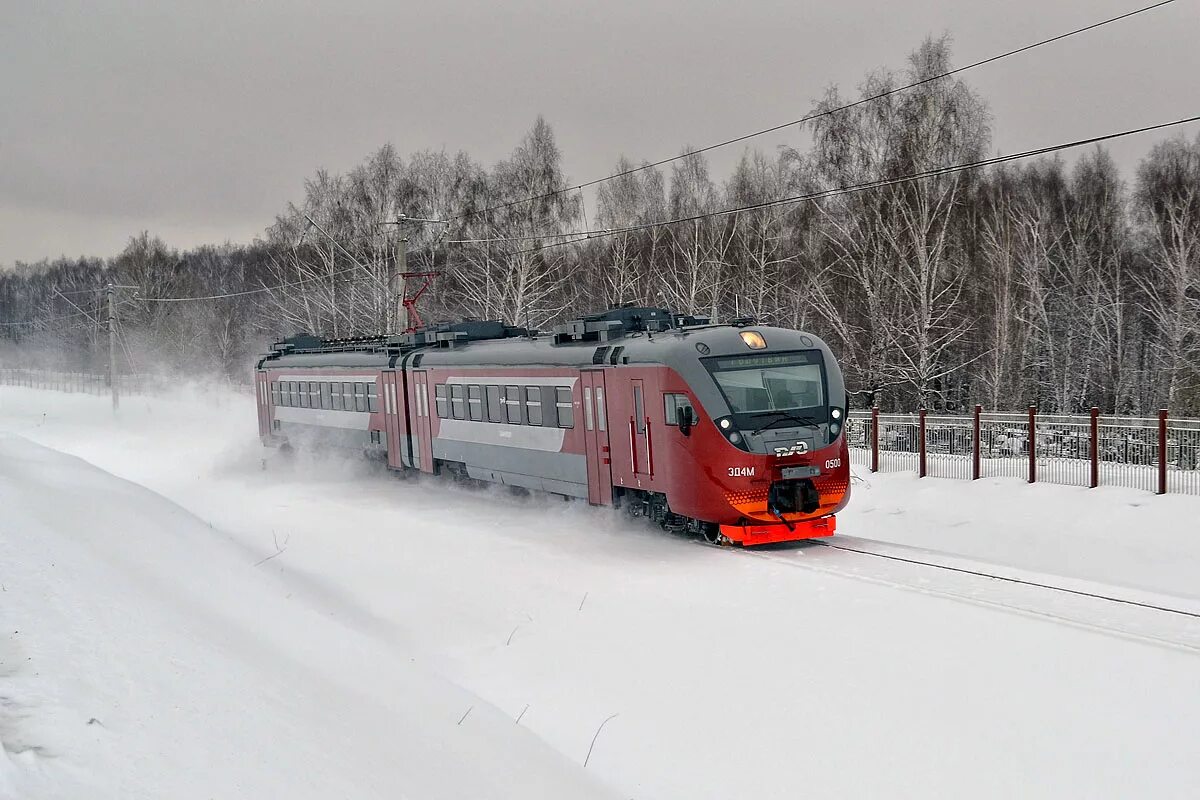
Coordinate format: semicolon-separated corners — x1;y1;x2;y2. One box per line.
3;386;1200;799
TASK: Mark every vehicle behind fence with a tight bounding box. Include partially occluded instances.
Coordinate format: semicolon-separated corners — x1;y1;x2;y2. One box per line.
848;406;1200;497
0;368;158;396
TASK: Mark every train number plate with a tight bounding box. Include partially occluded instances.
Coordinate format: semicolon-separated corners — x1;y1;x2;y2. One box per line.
782;465;822;479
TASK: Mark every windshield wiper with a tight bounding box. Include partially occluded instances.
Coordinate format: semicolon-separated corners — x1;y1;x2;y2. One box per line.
750;412;824;436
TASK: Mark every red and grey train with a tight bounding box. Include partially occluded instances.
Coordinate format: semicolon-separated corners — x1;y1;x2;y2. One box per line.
254;308;851;545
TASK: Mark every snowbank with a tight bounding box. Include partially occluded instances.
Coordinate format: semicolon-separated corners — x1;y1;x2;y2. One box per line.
0;435;620;799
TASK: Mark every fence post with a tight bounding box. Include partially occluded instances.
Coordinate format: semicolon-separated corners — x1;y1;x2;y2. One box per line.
1090;407;1099;489
973;405;982;480
870;406;879;473
1028;406;1037;484
1158;409;1168;495
918;408;927;478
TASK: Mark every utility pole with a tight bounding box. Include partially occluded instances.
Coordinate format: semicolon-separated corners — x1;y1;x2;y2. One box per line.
107;283;118;411
393;235;409;333
380;214;447;334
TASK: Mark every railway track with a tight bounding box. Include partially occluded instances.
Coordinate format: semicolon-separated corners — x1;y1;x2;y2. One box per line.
812;537;1200;620
728;534;1200;654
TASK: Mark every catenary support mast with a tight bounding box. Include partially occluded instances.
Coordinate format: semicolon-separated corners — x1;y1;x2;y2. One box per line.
107;283;118;411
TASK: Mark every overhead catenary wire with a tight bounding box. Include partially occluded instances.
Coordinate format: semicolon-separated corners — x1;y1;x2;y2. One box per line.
0;308;104;328
450;0;1180;224
497;113;1200;257
4;113;1196;324
5;113;1195;323
135;250;437;304
139;215;433;304
135;269;361;303
6;2;1177;317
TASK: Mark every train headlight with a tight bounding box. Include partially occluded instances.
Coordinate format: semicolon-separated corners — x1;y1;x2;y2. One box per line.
831;408;842;420
738;331;767;350
719;417;732;430
830;422;841;437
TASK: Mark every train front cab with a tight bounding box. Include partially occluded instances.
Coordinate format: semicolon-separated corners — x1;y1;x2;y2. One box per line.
600;327;850;546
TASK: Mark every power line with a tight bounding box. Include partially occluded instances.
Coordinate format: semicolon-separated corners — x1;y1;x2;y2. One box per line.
136;271;358;303
10;113;1192;319
138;218;440;304
448;231;586;244
136;256;434;303
0;309;99;328
53;286;108;297
502;113;1200;256
0;296;132;328
452;0;1179;224
137;253;420;304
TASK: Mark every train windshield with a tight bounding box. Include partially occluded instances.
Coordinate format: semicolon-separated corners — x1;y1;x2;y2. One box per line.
704;350;826;416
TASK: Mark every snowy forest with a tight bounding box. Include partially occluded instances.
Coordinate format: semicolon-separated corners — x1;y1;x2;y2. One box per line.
2;40;1198;415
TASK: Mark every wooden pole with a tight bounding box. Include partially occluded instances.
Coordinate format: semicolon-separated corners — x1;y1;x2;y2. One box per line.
918;408;927;478
870;406;879;473
1158;409;1168;495
1089;407;1100;489
1028;406;1037;484
972;405;982;480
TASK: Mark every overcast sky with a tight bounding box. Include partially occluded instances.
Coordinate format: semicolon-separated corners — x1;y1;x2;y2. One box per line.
2;0;1197;267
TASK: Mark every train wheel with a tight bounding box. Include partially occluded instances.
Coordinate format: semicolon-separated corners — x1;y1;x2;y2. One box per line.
698;522;732;545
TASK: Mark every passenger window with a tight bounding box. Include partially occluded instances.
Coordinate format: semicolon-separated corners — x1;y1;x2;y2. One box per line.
486;385;503;422
556;387;574;429
299;382;309;408
595;387;606;431
634;385;645;433
450;384;465;419
525;386;543;426
584;387;594;430
331;382;342;411
505;386;522;424
435;384;448;418
468;385;483;421
321;382;332;410
342;382;353;402
367;383;379;413
354;383;367;412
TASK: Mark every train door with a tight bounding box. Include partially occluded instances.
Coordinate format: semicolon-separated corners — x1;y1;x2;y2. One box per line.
382;370;402;469
581;370;613;505
411;370;435;473
630;378;652;477
256;372;270;437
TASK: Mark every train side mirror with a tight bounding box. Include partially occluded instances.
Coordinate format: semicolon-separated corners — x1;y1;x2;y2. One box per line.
677;405;695;436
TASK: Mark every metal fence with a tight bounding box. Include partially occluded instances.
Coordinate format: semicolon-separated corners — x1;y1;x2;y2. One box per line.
0;368;158;396
849;406;1200;497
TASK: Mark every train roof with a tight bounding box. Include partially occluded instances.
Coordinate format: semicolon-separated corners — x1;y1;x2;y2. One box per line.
256;307;836;374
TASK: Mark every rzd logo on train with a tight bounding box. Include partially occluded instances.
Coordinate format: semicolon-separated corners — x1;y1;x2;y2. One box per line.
773;442;810;457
